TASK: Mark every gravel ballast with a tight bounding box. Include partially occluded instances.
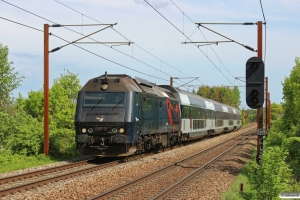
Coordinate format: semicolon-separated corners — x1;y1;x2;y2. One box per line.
1;126;255;200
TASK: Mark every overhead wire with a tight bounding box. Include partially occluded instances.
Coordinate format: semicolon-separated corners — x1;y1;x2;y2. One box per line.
0;16;169;81
0;0;181;83
169;0;245;99
170;0;242;87
143;0;235;87
0;16;43;32
52;0;198;88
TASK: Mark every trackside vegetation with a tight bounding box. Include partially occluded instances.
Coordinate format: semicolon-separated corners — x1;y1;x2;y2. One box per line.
0;44;81;173
223;57;300;199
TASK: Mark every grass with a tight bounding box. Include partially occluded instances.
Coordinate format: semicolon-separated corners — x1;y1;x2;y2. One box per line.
222;147;257;200
0;150;80;174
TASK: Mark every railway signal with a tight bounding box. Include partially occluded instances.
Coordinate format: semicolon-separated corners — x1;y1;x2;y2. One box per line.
245;57;265;109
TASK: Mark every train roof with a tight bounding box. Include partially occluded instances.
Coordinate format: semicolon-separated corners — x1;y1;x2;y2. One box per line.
83;73;240;114
158;85;241;114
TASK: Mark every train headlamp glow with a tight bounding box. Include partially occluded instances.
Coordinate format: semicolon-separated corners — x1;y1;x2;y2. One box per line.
88;128;93;133
119;128;124;133
102;84;108;90
112;128;117;133
82;128;87;133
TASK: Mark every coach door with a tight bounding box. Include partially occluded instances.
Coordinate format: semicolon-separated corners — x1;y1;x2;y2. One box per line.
206;110;212;130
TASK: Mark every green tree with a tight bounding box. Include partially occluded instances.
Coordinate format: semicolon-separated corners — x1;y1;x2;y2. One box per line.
20;69;81;157
271;102;283;121
0;44;23;110
0;44;24;147
197;85;241;108
282;57;300;129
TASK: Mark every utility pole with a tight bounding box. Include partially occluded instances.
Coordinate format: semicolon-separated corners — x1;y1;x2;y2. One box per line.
44;24;49;156
256;21;263;165
265;77;268;133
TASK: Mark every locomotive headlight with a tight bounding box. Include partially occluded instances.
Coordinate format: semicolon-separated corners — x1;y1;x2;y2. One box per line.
102;84;108;90
112;128;117;133
88;128;93;133
119;128;124;133
82;128;87;133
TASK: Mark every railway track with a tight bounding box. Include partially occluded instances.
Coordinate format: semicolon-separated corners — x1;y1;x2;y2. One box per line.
0;158;120;197
151;130;255;199
87;127;256;200
0;125;254;198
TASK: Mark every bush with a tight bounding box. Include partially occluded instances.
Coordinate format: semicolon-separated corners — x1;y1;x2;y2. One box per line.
49;128;77;158
282;137;300;179
248;146;293;199
5;110;43;156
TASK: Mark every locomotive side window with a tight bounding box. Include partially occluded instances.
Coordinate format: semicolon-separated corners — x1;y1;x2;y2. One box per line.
159;100;162;109
135;92;138;106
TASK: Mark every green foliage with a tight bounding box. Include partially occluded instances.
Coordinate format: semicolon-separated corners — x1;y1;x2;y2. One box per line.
6;111;43;156
197;85;241;108
248;146;293;200
271;102;283;121
282;57;300;129
0;44;82;173
49;128;77;158
0;43;23;110
282;137;300;179
22;90;44;120
265;119;285;147
0;104;43;155
18;69;81;157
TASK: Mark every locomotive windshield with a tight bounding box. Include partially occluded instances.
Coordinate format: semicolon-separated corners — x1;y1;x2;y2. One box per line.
83;92;126;107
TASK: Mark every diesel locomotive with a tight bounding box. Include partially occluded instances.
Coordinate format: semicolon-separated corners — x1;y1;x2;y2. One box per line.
75;72;241;157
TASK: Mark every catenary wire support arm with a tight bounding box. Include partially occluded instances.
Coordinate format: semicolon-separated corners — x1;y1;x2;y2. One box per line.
234;77;246;83
195;23;257;52
182;41;233;47
195;22;257;25
51;23;116;27
50;23;117;53
74;42;134;47
177;77;199;88
173;77;199;79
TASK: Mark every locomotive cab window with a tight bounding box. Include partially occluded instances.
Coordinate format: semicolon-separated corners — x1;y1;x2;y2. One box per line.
83;92;126;107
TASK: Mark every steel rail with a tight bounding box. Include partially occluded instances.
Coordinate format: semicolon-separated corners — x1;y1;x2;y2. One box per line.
0;161;119;196
0;160;90;185
151;130;255;199
88;126;255;200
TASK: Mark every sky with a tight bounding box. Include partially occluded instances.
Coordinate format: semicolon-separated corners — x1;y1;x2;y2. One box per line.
1;0;300;109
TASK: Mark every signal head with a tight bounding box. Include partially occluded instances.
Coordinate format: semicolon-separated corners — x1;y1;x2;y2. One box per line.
245;57;265;109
